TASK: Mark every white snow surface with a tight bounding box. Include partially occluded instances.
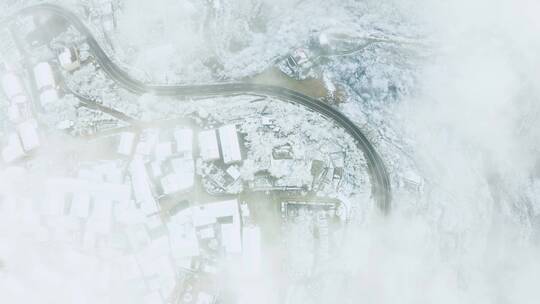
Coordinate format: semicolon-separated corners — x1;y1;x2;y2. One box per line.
1;0;540;303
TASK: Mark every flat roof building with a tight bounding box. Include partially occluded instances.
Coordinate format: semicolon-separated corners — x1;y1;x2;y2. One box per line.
154;141;173;161
136;129;159;156
39;88;59;107
160;171;193;195
198;129;220;161
1;72;24;100
192;199;242;254
218;124;242;164
117;132;135;156
168;216;200;262
226;165;241;181
174;128;193;154
8;104;22;122
163;157;195;194
130;156;159;215
71;192;91;218
58;47;80;71
2;133;25;163
33;62;55;90
241;226;262;275
17;120;40;151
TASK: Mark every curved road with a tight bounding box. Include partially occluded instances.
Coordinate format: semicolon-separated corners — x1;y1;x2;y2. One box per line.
11;3;392;214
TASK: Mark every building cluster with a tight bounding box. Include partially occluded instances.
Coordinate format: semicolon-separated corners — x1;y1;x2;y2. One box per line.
197;125;244;195
278;47;315;80
242;115;346;195
310;151;345;194
0;4;382;304
122;127;196;206
0;58;76;163
177;96;369;199
0;13;85;164
154;104;353;198
115;123;244;202
0;161;130;253
1;71;41;163
280;200;340;278
115;197;258;304
0;154;263;304
169;199;262;304
191;104;352;197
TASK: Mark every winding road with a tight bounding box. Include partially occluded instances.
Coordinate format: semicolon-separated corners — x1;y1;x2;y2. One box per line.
10;3;392;214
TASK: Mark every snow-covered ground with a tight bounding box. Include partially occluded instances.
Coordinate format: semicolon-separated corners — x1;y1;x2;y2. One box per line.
84;0;418;84
108;0;540;302
2;0;540;303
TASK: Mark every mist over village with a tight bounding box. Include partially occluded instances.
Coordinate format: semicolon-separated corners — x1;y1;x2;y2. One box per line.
0;0;539;303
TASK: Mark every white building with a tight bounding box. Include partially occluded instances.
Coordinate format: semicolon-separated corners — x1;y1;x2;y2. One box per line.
168;212;200;266
160;172;191;195
130;156;159;215
1;72;24;100
135;235;176;295
160;157;194;195
198;129;220;161
33;62;59;107
136;129;159;156
89;195;113;233
71;192;91;218
33;62;55;90
149;161;163;178
241;226;262;275
226;165;241;181
1;133;25;163
174;128;193;154
7;103;22;122
192;199;242;254
16;120;40;151
218;124;242;164
39;88;59;107
154;141;173;160
117;132;136;156
57;47;80;71
125;224;151;250
8;95;31;122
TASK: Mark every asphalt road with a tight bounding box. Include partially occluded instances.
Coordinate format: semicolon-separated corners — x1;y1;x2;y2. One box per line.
12;3;392;214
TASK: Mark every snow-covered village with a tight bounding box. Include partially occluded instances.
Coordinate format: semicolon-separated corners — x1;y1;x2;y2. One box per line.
1;1;540;304
0;2;378;303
